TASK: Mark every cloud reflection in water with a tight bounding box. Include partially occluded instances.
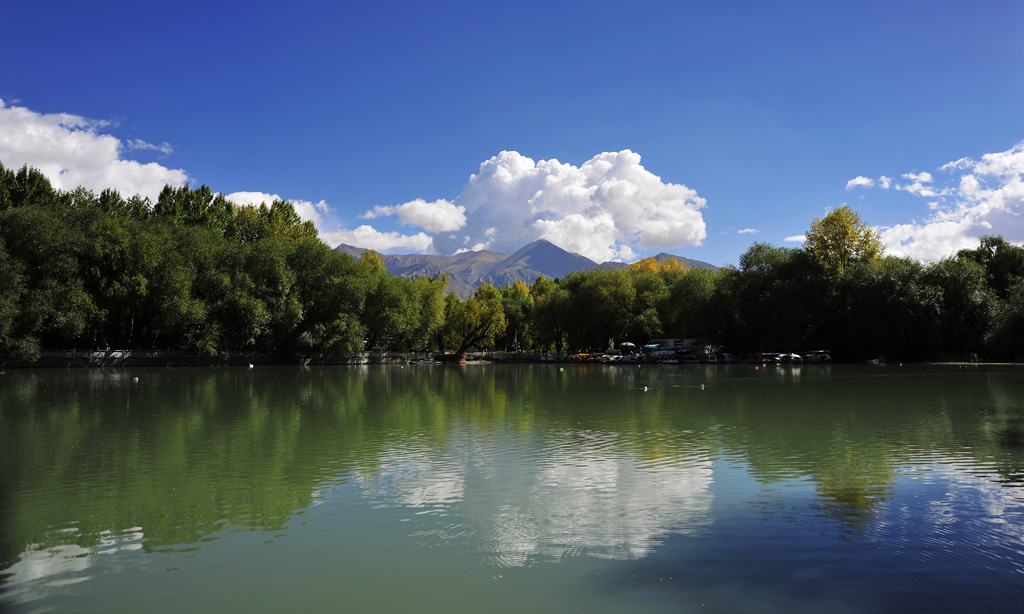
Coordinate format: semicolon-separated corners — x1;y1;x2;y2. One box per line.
358;428;712;566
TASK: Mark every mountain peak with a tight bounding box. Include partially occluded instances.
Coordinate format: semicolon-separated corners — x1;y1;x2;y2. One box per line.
334;241;718;298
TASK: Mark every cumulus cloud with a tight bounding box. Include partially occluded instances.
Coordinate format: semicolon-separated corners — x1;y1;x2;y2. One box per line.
879;175;892;190
345;150;706;262
846;176;875;190
737;228;758;234
362;198;467;233
880;142;1024;260
0;98;187;201
320;225;433;253
784;235;806;243
225;191;329;226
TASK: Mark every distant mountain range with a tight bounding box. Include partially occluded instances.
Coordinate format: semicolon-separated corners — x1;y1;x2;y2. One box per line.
335;239;719;298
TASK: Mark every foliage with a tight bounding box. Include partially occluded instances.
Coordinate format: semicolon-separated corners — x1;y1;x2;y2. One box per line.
805;205;883;276
628;255;688;275
498;280;533;350
443;283;507;356
0;163;353;359
924;257;993;356
529;276;570;353
358;249;387;273
957;236;1024;299
663;267;720;338
0;170;1020;363
985;279;1024;360
836;257;942;361
359;259;420;351
726;243;829;351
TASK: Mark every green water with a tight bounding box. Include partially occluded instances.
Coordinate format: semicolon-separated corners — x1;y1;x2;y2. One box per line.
2;364;1023;612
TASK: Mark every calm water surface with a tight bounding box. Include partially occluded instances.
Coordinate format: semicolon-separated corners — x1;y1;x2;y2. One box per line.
2;364;1023;613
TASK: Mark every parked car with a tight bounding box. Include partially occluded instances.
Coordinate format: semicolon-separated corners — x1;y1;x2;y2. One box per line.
699;354;718;364
716;353;737;364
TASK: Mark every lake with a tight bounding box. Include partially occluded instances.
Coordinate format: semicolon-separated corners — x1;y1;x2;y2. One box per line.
2;363;1023;613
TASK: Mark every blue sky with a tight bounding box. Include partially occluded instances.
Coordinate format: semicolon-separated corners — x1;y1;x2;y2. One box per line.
2;1;1023;266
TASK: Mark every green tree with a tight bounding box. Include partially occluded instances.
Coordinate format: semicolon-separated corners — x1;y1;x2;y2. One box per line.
242;237;303;352
409;274;448;350
664;267;719;339
727;243;829;351
530;277;570;353
85;215;158;348
0;238;30;358
499;280;534;350
12;165;58;209
836;257;941;361
443;283;506;357
360;267;419;351
957;235;1024;299
0;204;101;354
562;270;635;351
924;257;994;357
626;268;667;343
804;205;883;276
96;188;149;220
290;243;366;355
985;279;1024;360
0;162;17;212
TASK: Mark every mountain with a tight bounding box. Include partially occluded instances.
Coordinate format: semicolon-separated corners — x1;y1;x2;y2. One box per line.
334;244;367;259
597;252;720;272
335;241;718;298
482;240;597;288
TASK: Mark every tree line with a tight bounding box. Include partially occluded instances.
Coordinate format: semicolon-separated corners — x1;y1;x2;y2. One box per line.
1;163;1022;362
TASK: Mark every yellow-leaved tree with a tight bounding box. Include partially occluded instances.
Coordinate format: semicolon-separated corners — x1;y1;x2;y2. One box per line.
804;205;883;276
628;256;689;275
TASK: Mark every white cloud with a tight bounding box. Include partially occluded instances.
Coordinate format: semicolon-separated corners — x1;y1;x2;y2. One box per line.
880;142;1024;260
359;150;708;262
879;219;979;260
897;171;939;197
737;228;758;234
126;138;173;157
784;235;806;243
903;171;933;183
533;211;637;262
846;176;874;190
225;191;329;226
362;198;467;233
844;175;893;191
0;98;187;201
320;225;433;253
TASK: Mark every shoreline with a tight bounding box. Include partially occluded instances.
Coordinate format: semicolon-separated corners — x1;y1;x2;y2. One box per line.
0;349;422;369
2;349;1021;369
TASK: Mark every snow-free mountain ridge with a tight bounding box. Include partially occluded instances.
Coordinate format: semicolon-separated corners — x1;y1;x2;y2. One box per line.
335;239;718;298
